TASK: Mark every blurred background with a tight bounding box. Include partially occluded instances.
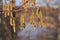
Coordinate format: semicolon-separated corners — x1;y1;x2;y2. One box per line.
0;0;60;40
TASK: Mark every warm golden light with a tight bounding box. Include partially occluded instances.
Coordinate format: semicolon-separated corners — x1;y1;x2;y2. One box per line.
36;8;43;27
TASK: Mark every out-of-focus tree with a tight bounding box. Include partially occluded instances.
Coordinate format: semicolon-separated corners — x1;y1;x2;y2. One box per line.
0;0;2;10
